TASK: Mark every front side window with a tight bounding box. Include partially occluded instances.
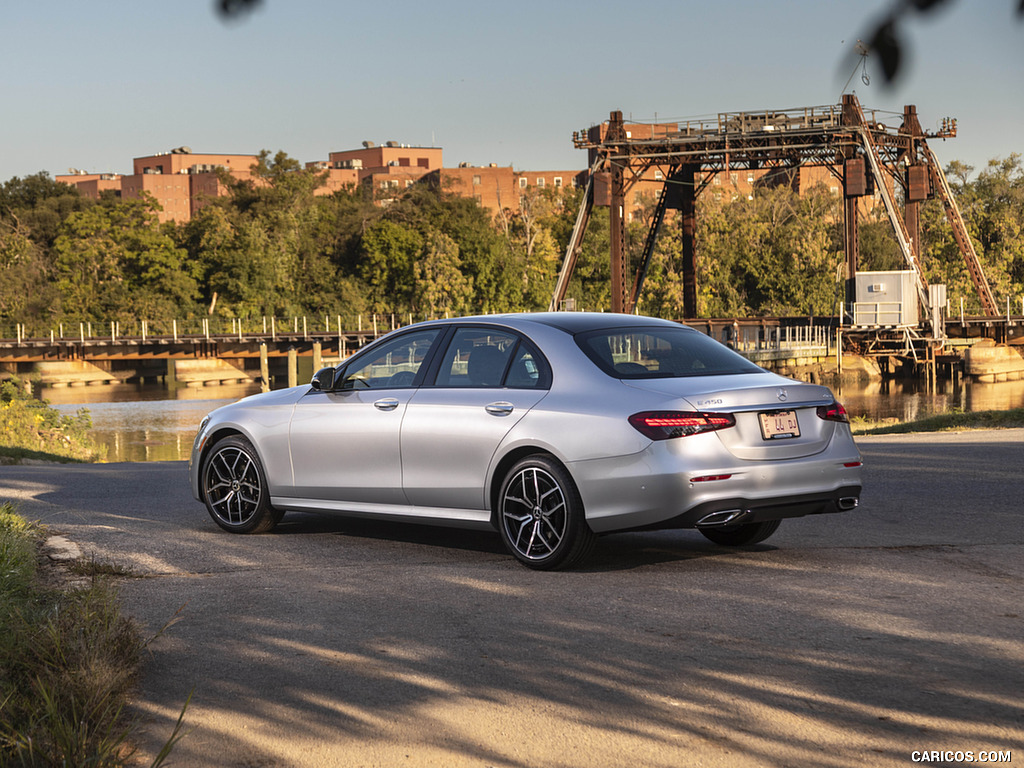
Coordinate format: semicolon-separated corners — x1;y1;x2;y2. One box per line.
339;329;439;389
576;327;764;379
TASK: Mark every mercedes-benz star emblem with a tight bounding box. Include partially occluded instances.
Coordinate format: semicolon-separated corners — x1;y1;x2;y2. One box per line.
777;388;788;402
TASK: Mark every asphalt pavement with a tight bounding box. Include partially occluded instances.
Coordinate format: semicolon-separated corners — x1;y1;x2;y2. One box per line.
1;429;1022;767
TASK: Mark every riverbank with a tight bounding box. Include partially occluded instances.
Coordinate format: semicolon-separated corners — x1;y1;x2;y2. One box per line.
852;406;1024;435
0;378;104;464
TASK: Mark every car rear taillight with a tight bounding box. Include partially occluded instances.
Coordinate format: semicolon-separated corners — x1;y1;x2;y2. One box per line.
816;402;850;423
628;411;736;440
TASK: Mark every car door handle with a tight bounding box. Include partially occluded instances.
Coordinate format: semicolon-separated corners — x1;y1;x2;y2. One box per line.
374;397;400;411
485;401;514;416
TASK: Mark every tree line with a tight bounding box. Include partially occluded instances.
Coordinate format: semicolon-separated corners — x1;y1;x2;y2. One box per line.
1;150;1021;336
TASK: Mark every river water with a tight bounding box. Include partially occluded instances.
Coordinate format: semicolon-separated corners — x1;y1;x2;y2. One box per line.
48;378;1024;464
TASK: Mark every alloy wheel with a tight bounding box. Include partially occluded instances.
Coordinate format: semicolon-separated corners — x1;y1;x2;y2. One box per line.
501;466;568;561
204;444;263;527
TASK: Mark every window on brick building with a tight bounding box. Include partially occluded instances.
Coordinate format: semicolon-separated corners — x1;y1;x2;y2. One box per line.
654;170;664;181
537;178;545;188
518;178;527;189
473;175;481;185
554;177;562;187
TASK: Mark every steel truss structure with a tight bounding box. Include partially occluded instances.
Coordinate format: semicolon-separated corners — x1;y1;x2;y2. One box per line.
550;94;997;321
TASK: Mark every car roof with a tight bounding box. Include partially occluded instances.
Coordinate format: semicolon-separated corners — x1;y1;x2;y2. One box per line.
464;312;685;335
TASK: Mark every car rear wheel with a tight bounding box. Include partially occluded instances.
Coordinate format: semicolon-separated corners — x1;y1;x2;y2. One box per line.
700;519;781;547
201;435;282;534
498;455;595;570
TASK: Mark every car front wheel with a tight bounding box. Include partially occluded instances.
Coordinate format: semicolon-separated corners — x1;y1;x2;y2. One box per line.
498;456;595;570
201;435;282;534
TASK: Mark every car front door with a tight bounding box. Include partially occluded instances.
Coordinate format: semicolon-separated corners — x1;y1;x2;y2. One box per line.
287;328;440;506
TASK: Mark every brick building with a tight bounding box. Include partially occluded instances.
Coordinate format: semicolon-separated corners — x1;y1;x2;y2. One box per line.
58;149;260;224
54;132;875;225
55;171;123;198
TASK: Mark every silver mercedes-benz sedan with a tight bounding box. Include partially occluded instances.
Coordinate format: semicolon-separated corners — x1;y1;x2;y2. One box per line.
189;312;862;570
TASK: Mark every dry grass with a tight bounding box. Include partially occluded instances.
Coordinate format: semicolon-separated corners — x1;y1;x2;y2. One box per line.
852;407;1024;435
0;503;186;766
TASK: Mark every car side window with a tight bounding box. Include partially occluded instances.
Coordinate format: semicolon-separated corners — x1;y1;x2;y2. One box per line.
505;345;546;389
338;329;439;390
433;329;518;388
432;328;550;389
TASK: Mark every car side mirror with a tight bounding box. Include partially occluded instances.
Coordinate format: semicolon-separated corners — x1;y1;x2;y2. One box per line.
310;366;337;392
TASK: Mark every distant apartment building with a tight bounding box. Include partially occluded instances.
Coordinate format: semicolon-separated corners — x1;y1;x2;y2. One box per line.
56;170;123;198
59;149;260;224
55;131;874;226
306;141;444;200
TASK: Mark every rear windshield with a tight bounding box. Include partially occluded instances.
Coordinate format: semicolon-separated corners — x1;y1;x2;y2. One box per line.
576;326;765;379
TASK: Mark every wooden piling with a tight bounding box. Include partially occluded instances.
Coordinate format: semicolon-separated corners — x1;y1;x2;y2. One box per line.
260;343;270;393
287;348;297;388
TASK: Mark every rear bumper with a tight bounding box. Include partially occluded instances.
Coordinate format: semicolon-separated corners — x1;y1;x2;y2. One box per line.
628;485;861;532
568;431;863;534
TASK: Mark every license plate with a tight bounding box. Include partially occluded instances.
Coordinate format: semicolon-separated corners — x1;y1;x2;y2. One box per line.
759;410;800;440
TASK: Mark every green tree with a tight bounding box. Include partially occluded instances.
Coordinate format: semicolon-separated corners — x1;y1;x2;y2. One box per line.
0;172;93;250
0;217;56;323
918;155;1024;313
358;218;423;313
53;198;198;326
414;230;474;317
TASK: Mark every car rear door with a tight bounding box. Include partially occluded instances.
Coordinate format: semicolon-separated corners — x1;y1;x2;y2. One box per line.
400;326;550;512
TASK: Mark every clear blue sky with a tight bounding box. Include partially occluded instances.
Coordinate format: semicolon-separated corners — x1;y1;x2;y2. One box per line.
2;0;1021;182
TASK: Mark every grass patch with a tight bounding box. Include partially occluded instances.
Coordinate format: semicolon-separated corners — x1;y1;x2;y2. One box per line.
0;378;105;463
0;502;185;766
852;407;1024;435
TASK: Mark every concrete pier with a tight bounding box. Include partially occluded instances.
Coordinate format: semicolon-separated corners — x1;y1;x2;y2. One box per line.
31;361;120;388
166;359;256;388
965;341;1024;382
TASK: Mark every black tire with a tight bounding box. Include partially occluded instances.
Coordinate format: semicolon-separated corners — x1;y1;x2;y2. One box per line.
497;455;596;570
700;519;781;547
201;435;283;534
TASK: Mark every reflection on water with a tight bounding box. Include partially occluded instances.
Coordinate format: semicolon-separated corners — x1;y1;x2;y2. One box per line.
43;381;261;406
50;382;261;463
837;378;1024;423
47;377;1024;463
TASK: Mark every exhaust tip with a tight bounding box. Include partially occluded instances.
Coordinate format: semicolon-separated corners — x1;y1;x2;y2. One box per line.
697;509;747;527
838;496;859;511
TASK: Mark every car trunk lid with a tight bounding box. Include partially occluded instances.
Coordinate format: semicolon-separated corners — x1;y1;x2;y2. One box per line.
624;374;840;460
